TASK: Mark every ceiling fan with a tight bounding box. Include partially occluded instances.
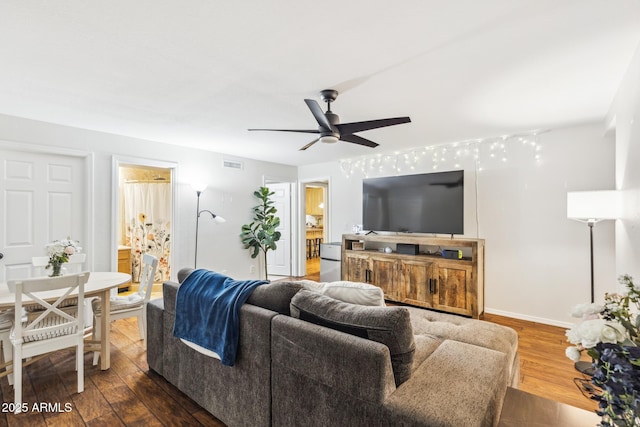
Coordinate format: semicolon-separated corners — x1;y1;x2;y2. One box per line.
248;89;411;151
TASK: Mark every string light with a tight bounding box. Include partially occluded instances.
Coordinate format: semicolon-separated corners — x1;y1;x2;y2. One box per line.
339;130;545;177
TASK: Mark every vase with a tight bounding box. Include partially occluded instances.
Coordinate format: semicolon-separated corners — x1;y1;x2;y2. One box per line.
50;262;62;277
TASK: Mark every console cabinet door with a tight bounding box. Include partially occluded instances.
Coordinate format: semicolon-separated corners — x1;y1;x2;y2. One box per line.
343;252;369;283
369;255;400;300
401;259;436;308
435;264;472;315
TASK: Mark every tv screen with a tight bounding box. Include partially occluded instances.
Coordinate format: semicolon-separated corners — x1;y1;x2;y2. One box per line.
362;170;464;234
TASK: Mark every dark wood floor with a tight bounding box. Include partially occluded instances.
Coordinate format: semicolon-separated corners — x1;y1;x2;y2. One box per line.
0;316;225;426
0;273;597;425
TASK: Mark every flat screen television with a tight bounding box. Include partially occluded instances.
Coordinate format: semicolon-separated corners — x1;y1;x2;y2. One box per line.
362;170;464;234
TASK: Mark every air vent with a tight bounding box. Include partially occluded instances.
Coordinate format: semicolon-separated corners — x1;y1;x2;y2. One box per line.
223;160;243;170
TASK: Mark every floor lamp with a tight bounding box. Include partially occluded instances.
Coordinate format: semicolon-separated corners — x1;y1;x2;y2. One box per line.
567;190;620;375
193;183;226;268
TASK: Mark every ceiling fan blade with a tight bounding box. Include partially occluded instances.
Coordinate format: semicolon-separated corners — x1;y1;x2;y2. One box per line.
340;133;379;148
304;99;332;131
336;117;411;135
248;128;320;134
299;138;320;151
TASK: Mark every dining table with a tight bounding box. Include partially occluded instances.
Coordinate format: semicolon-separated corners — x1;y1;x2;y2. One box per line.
0;271;131;370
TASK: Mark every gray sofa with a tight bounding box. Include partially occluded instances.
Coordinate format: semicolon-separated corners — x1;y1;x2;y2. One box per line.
147;273;519;427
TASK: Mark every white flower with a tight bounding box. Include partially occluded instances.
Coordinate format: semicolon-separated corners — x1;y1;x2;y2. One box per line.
565;327;582;345
600;322;627;344
565;319;627;349
570;303;604;319
44;238;80;266
565;346;582;362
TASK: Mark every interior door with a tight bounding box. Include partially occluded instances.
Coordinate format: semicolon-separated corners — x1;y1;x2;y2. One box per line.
0;149;86;282
266;182;291;276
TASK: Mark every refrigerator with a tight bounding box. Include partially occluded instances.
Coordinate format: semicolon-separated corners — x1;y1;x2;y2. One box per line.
320;242;342;282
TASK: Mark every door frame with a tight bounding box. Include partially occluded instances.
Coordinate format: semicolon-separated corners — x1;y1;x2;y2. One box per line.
111;156;178;278
0;139;95;271
299;176;331;277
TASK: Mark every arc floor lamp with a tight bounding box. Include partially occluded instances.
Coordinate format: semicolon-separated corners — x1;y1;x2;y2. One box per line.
193;183;226;268
567;190;620;374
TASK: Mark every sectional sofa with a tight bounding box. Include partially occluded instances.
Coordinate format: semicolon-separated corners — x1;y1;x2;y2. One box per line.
146;270;519;426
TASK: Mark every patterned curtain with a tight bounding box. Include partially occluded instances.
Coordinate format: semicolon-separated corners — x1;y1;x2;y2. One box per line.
123;182;171;282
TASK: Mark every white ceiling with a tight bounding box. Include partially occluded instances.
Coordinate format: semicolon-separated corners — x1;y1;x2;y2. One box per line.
1;1;639;166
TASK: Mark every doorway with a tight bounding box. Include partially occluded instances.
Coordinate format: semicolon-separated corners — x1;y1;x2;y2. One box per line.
303;181;328;281
114;160;175;292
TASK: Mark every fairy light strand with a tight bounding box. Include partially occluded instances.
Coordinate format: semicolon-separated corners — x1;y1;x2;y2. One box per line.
339;131;544;178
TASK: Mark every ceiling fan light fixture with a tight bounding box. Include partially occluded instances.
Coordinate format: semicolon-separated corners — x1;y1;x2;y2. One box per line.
248;89;410;151
319;135;339;144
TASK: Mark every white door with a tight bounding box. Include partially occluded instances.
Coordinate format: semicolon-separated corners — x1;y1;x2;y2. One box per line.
266;182;291;277
0;149;86;282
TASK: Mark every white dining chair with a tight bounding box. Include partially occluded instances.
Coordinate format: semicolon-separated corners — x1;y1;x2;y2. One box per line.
32;255;94;331
0;311;13;385
32;253;86;275
7;272;89;413
66;253;87;274
91;254;158;365
31;256;50;277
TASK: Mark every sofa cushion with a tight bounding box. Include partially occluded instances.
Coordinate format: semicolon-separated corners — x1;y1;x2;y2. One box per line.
290;290;415;386
293;279;385;306
405;306;519;381
92;294;143;315
246;281;304;315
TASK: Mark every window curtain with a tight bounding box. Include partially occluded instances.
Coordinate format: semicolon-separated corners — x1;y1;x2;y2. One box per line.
123;182;171;283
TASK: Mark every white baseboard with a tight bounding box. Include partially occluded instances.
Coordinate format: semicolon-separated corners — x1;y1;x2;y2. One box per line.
484;307;574;329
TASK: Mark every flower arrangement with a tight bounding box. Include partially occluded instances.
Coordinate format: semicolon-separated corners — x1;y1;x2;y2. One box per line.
45;238;81;276
565;275;639;427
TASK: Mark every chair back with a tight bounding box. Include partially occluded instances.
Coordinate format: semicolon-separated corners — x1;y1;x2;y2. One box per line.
66;253;87;274
31;254;86;276
137;254;159;302
8;273;89;344
31;256;50;277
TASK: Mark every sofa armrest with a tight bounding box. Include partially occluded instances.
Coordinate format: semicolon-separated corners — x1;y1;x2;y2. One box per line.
146;298;164;374
162;281;179;315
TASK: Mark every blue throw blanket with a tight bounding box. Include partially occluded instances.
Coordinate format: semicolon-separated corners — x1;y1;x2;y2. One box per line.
173;269;267;366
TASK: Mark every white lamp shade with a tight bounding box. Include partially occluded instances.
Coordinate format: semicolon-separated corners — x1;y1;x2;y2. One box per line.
214;215;226;224
567;190;621;221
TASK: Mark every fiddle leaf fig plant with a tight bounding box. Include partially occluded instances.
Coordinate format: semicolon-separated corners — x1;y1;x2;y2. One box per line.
240;186;281;279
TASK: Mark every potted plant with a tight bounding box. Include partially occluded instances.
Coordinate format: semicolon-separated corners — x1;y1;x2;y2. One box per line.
240;187;281;280
565;275;639;426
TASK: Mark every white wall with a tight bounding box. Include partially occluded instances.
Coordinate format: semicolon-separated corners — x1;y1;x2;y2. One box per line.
0;113;297;280
608;43;640;282
299;122;616;326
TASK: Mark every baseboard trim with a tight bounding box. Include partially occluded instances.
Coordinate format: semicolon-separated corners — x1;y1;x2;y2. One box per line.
484;307;573;329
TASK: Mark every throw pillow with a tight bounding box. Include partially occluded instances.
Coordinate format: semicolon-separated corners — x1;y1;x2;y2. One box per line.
290;290;415;386
293;280;385;306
